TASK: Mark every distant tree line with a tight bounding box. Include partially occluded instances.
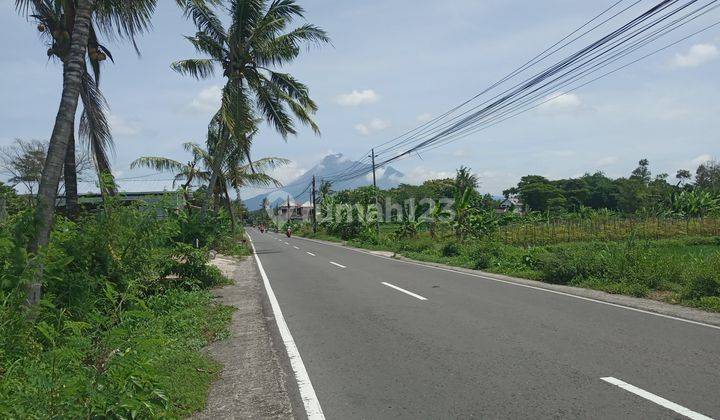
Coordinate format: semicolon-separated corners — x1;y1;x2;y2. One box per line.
502;159;720;216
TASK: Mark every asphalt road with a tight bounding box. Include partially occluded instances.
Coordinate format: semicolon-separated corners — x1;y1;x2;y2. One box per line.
247;228;720;419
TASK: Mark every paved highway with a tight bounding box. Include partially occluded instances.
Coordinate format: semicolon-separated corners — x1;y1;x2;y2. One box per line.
247;228;720;419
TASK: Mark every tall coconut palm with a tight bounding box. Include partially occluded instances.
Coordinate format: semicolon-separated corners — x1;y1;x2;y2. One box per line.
172;0;330;211
16;0;221;304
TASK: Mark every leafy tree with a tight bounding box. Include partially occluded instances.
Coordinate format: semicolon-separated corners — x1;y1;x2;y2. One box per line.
696;159;720;194
580;172;618;209
675;169;692;187
630;158;651;184
515;176;564;212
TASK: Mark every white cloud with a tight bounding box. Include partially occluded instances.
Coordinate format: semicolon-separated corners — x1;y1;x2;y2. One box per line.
187;85;222;113
452;149;471;158
336;89;379;106
692;154;713;166
365;167;387;182
539;92;583;113
402;166;454;184
416;113;433;123
596;156;619;167
671;44;719;68
109;114;141;136
355;118;391;135
270;161;307;185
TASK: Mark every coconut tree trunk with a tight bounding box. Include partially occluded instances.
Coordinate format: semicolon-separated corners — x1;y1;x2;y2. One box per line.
235;186;243;224
222;182;236;233
64;129;80;219
201;140;228;217
27;0;95;306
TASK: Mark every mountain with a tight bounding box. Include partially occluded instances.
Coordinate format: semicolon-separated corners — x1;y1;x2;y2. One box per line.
243;153;404;211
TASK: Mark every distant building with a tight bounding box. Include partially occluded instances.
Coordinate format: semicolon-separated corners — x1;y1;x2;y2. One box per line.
55;191;184;212
277;199;315;222
497;196;525;214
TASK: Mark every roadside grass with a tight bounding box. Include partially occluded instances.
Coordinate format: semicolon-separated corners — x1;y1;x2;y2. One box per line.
0;205;242;417
0;289;234;419
299;227;720;312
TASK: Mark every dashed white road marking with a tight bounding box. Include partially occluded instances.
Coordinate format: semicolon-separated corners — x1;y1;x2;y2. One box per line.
381;282;428;301
284;241;290;245
306;252;316;256
247;234;325;419
329;261;346;269
601;377;712;420
292;236;720;331
293;246;300;250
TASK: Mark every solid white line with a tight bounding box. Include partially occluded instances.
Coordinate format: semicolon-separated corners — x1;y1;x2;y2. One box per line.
247;234;325;419
306;252;316;257
293;246;300;250
382;282;428;301
601;377;712;420
293;236;720;331
329;261;346;269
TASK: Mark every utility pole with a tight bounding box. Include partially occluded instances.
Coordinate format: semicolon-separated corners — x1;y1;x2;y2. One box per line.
371;148;380;237
312;175;317;234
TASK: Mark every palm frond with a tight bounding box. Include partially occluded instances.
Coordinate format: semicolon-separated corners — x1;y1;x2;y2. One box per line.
79;70;117;189
130;157;184;172
171;59;216;79
184;32;226;59
180;0;226;44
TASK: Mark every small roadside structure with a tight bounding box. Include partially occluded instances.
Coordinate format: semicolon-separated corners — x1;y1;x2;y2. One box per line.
497;196;525;215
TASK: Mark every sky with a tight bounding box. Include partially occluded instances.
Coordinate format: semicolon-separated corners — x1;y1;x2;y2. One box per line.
1;0;719;196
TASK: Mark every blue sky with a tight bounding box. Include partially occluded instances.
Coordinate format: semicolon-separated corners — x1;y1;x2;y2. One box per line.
1;0;719;195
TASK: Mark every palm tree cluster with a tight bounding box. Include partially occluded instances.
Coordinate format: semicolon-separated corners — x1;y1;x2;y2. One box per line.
16;0;329;305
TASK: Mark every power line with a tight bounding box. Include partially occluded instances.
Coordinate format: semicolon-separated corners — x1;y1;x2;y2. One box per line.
322;0;720;185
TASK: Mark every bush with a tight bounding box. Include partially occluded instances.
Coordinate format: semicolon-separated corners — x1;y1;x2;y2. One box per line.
0;200;240;416
682;255;720;300
159;243;226;291
463;241;502;270
440;242;460;257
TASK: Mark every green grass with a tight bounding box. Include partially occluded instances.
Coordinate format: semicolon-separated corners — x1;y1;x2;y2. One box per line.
0;289;234;419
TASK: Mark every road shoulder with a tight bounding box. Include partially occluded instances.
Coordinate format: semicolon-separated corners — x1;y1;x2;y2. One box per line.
297;236;720;329
192;255;295;419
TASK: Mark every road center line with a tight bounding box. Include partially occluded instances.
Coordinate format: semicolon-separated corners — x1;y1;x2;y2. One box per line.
246;234;325;419
306;252;316;256
600;377;712;420
329;261;346;269
292;236;720;331
381;282;428;301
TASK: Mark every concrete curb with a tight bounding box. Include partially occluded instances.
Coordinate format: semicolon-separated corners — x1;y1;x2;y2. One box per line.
297;235;720;329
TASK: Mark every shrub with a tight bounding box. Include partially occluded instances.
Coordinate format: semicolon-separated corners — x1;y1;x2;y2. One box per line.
159;243;226;291
682;254;720;300
463;241;502;270
440;242;460;257
0;199;240;416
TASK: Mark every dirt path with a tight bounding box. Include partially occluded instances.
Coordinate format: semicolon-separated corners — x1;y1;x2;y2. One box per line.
192;255;294;419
